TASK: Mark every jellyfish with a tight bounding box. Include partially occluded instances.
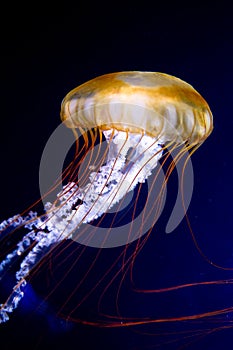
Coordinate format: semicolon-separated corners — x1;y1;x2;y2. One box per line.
0;71;213;325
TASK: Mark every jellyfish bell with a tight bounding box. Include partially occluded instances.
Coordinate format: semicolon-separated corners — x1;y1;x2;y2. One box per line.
61;71;213;145
0;71;213;325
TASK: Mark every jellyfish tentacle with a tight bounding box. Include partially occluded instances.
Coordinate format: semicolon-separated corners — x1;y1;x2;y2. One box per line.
0;211;61;323
0;129;164;323
0;230;35;280
0;279;27;323
45;130;163;238
0;212;42;280
0;222;70;323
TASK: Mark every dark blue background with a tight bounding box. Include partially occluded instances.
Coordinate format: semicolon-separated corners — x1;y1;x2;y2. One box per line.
1;3;233;349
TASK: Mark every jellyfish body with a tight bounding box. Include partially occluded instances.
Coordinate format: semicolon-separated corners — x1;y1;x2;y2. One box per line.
0;71;213;324
61;71;213;144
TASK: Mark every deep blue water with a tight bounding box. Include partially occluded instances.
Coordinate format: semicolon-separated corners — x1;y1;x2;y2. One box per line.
0;4;233;349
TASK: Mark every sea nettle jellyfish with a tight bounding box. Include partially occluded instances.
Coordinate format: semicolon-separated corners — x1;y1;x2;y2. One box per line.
0;72;214;335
